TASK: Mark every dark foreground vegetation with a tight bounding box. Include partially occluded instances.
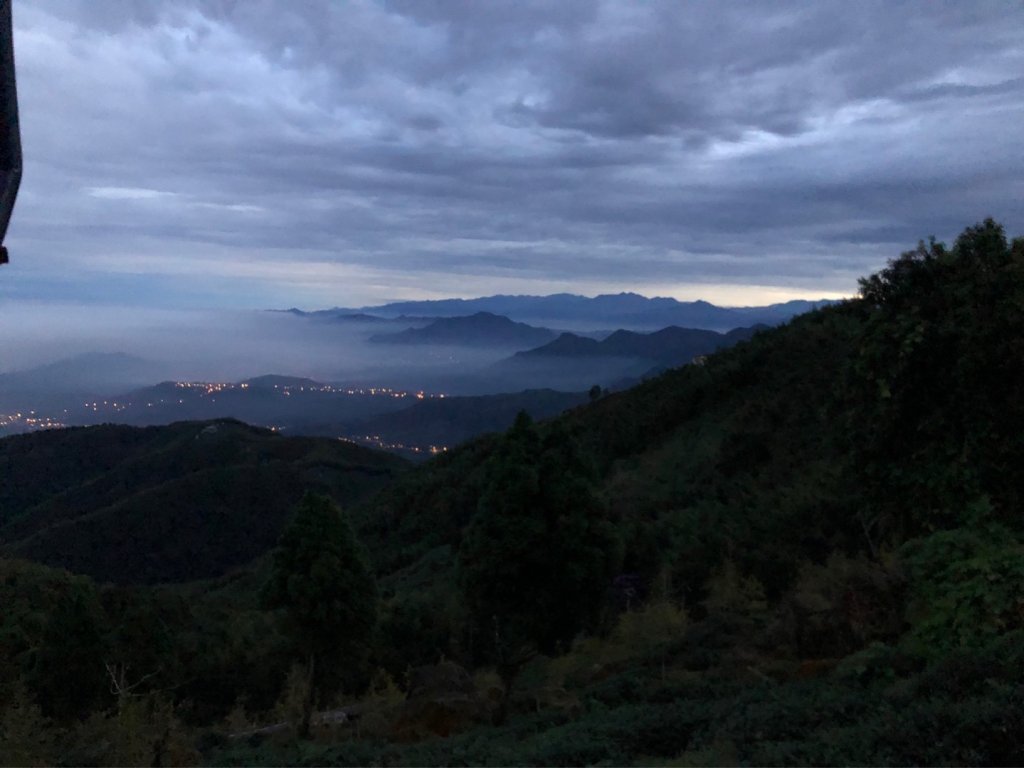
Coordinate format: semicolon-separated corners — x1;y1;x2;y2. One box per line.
2;220;1023;765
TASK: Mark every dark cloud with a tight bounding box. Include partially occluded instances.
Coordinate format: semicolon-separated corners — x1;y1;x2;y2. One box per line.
3;0;1022;309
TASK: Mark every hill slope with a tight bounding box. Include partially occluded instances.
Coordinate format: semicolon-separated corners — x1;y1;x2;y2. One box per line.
370;311;557;348
357;302;861;587
154;218;1021;766
0;419;407;584
358;220;1024;627
339;388;590;451
514;324;764;366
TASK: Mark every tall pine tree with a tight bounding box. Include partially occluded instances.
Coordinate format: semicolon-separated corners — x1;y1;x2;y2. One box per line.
263;492;377;736
458;413;620;721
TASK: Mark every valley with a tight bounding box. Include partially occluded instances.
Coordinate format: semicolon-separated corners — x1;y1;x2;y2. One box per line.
0;297;797;455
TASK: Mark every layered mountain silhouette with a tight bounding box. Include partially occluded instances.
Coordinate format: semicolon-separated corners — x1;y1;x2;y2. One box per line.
514;324;765;366
370;311;557;348
338;292;836;330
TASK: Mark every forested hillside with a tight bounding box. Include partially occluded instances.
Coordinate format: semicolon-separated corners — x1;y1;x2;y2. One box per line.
2;220;1023;765
0;420;406;583
335;388;589;454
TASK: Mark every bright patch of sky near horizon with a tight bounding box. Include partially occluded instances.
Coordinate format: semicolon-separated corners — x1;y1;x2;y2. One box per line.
1;1;1023;310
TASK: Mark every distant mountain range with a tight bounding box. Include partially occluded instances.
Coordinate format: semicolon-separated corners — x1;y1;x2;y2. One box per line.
312;292;839;331
370;312;557;348
484;322;765;392
515;325;765;366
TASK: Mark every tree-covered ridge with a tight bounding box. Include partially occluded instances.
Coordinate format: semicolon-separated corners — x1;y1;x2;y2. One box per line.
364;220;1024;602
0;419;407;583
3;220;1024;765
340;219;1024;762
852;221;1024;535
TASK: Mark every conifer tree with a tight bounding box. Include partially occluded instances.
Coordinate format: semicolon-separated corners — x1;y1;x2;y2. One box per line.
458;413;620;721
263;492;377;737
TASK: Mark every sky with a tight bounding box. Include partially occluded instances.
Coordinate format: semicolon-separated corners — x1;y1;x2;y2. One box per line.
3;0;1023;310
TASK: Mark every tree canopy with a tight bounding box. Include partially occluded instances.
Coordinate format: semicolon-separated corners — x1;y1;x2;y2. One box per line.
263;492;377;732
458;413;621;668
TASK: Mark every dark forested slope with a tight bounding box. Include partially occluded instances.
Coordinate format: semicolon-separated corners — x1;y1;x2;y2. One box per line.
362;220;1024;602
0;420;407;584
338;388;590;452
332;220;1024;765
355;291;862;593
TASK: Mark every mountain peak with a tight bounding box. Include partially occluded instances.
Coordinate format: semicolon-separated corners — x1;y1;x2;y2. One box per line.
370;313;557;349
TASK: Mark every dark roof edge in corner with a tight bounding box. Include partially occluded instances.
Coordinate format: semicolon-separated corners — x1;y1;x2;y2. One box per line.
0;0;22;264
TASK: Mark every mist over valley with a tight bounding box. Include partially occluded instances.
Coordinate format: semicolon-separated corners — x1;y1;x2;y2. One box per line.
0;294;815;453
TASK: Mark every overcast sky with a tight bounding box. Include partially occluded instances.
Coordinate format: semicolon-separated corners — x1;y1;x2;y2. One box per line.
3;0;1023;309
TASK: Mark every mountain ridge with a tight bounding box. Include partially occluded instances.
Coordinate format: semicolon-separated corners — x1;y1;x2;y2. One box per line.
0;419;407;584
369;311;558;348
280;293;838;331
514;324;766;365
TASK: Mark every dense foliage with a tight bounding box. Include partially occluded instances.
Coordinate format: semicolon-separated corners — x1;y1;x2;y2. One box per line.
2;220;1024;765
0;420;406;583
264;492;378;734
458;414;620;719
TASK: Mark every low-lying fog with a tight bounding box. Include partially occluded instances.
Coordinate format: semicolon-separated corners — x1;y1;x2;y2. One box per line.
0;301;619;398
1;300;768;448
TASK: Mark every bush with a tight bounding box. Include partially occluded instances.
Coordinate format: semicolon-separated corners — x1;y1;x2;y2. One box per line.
901;522;1024;655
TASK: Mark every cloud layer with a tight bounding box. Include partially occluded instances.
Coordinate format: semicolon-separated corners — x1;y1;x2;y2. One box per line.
4;0;1023;307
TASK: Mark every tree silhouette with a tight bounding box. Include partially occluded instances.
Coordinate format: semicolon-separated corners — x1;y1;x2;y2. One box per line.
458;413;620;721
263;492;377;736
